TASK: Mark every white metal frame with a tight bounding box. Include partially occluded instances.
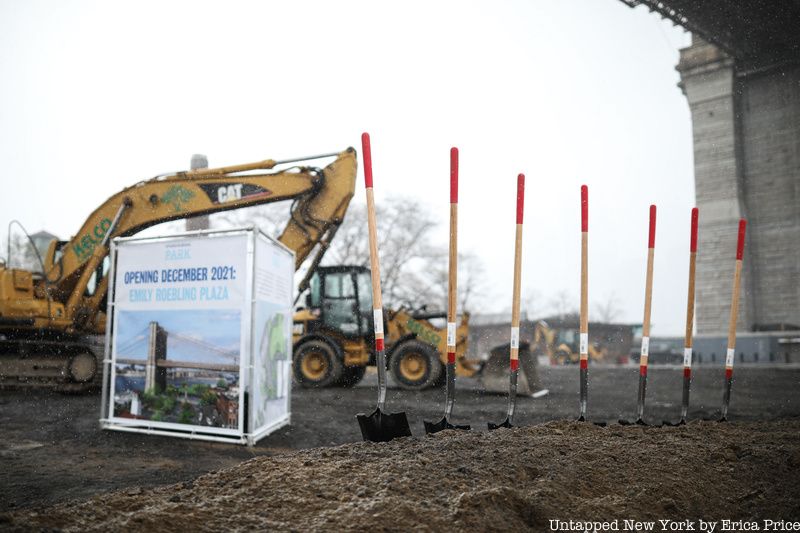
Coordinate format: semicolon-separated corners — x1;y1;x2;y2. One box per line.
100;226;293;445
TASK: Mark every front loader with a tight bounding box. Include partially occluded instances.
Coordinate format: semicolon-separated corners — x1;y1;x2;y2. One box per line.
291;265;476;390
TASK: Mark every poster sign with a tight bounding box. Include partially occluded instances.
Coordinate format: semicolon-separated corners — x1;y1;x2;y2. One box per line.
100;227;293;445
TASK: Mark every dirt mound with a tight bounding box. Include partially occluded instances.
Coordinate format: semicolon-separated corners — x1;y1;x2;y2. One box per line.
4;420;800;532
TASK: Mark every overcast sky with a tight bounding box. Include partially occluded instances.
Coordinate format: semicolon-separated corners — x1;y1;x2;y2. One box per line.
0;0;693;334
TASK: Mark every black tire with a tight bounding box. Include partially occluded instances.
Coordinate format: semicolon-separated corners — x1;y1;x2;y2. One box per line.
389;340;443;391
338;365;367;388
432;363;447;387
293;340;343;388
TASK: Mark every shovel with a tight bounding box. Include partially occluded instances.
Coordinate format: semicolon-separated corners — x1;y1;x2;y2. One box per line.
355;132;412;442
720;219;747;423
620;205;658;427
488;173;526;431
664;208;699;427
425;147;470;433
575;186;606;427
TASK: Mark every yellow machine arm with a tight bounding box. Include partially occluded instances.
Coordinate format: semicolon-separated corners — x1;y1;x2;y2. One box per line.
21;148;356;333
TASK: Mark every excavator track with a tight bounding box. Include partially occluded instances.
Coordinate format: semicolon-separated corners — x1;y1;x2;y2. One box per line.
0;334;104;393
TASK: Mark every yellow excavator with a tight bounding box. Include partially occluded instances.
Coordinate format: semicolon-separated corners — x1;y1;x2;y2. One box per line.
531;320;607;365
1;146;474;392
0;148;359;391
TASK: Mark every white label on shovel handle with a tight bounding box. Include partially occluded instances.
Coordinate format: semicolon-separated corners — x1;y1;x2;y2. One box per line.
579;333;588;355
373;309;383;335
726;348;735;367
510;327;520;349
447;322;456;347
641;336;650;358
683;347;692;367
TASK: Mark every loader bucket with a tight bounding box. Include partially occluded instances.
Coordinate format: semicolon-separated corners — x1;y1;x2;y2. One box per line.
356;408;412;442
480;342;542;396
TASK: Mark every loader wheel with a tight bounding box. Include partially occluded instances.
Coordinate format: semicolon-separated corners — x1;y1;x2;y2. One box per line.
338;366;367;388
294;340;343;388
390;341;443;390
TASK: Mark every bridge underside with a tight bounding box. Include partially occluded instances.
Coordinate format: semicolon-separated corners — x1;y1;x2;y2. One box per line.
621;0;800;68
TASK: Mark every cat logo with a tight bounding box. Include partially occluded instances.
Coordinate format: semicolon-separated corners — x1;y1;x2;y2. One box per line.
198;182;272;204
217;184;243;203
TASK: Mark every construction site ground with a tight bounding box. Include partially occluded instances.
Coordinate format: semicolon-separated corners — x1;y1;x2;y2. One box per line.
2;365;799;527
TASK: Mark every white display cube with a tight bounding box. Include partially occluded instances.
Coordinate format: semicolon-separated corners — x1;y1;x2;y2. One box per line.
100;227;294;445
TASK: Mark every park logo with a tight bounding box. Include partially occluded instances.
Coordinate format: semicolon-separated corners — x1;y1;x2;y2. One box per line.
160;185;196;214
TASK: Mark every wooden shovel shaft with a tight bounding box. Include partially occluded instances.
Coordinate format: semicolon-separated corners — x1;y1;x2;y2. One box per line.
448;198;458;353
504;173;525;422
445;148;459;421
365;188;383;312
580;185;589;336
448;203;458;329
510;174;525;371
640;206;657;370
726;220;747;372
684;207;700;348
681;207;699;421
361;132;388;412
722;219;747;420
636;205;656;421
579;185;588;419
448;148;458;339
684;254;697;348
727;261;744;354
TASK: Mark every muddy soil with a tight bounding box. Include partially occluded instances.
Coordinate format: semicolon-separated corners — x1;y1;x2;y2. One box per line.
1;366;799;524
4;419;800;532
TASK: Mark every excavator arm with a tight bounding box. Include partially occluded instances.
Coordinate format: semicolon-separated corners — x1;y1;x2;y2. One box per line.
30;148;356;333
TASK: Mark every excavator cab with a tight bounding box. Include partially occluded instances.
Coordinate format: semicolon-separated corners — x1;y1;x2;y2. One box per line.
292;266;376;388
305;266;374;339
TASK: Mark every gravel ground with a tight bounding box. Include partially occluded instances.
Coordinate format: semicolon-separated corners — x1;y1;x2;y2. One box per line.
3;419;800;532
1;365;799;524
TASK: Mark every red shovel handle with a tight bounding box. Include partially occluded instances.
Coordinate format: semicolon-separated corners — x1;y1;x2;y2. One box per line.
581;185;588;232
736;219;747;260
516;174;525;224
690;207;699;252
361;132;373;188
648;204;657;249
450;147;458;203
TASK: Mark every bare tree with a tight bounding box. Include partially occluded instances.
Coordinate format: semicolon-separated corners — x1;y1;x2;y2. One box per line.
594;292;621;323
215;195;487;312
548;289;577;319
521;288;543;319
327;197;451;310
425;250;487;313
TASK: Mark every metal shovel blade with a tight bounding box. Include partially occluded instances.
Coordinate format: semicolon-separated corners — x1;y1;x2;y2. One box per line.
619;418;648;426
487;418;513;430
424;418;471;434
356;408;412;442
577;415;607;427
